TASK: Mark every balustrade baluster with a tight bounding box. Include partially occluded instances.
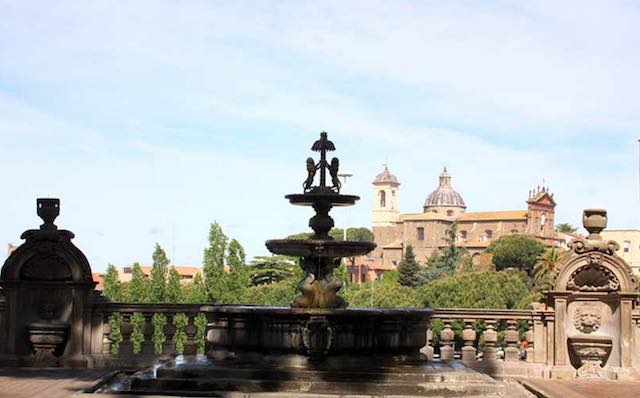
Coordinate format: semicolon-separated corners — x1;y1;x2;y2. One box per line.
164;314;176;354
504;319;519;361
184;315;198;355
439;320;454;360
420;328;434;361
482;320;498;362
525;320;534;363
119;312;133;356
461;319;477;363
142;314;154;355
102;317;112;354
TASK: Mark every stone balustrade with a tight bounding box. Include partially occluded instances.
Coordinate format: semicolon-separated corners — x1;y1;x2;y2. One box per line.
96;303;538;368
426;308;536;364
94;303;208;367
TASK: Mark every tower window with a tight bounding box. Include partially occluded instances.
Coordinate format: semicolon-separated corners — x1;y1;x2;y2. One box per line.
460;230;467;240
485;229;493;239
447;210;454;216
379;190;386;208
624;240;630;253
417;227;424;241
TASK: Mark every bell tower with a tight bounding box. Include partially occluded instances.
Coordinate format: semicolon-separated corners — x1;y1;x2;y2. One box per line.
372;165;400;227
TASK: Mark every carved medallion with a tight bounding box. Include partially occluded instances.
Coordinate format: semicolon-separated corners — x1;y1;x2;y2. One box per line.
573;305;602;334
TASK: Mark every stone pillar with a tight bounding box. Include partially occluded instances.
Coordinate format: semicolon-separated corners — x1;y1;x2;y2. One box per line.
461;319;477;363
620;296;635;368
504;320;519;362
439;320;454;360
553;293;570;366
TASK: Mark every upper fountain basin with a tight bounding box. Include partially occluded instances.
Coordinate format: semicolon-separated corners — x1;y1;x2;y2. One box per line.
266;239;376;258
286;193;360;207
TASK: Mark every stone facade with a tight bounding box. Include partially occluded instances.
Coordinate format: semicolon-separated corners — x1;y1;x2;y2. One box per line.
370;166;560;266
601;230;640;275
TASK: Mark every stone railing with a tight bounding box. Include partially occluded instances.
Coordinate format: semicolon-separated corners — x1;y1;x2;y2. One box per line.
427;308;536;365
95;303;539;369
93;302;208;368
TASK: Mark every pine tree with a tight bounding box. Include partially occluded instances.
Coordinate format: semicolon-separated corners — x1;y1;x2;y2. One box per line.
103;263;123;301
128;262;149;303
203;222;228;302
398;245;421;287
166;267;183;303
150;243;170;303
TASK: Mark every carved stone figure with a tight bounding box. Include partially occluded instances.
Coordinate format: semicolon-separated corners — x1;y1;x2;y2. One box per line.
303;157;317;191
328;157;341;192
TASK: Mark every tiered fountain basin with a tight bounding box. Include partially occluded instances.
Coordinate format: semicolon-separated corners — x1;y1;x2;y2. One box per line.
202;305;433;359
265;239;375;257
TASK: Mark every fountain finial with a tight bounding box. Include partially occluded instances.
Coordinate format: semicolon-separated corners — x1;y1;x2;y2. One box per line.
37;198;60;231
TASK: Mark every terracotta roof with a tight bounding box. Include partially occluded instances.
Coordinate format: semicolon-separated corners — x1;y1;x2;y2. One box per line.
372;165;400;185
92;272;104;290
399;212;452;222
456;210;527;222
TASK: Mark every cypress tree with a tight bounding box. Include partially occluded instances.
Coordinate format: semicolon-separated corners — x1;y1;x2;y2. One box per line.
150;243;170;302
128;262;149;303
398;245;421;287
103;263;122;301
166;267;183;303
203;222;228;302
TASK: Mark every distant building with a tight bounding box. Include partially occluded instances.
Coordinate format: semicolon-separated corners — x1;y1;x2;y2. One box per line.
368;165;561;268
600;230;640;275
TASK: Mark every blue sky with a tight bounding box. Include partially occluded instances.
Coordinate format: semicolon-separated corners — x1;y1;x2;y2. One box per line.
1;1;640;271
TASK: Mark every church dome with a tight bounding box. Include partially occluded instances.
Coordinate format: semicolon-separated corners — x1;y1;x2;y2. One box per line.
423;167;466;210
373;165;400;186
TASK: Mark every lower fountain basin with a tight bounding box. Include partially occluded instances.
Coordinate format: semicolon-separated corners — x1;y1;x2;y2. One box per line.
265;239;376;258
568;334;612;378
202;305;433;358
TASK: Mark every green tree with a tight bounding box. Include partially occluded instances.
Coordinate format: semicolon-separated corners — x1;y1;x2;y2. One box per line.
346;282;421;308
150;243;170;303
419;270;535;309
247;255;296;286
419;222;470;283
556;223;577;233
128;262;149;303
286;227;374;242
203;222;228;302
103;263;123;301
166;267;183;303
226;239;246;270
486;235;545;276
184;272;207;302
398;245;422;287
534;248;567;289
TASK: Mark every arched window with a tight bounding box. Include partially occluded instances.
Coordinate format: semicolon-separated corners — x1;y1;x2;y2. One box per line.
447;210;454;216
417;227;425;241
485;229;493;239
379;190;386;208
460;230;467;240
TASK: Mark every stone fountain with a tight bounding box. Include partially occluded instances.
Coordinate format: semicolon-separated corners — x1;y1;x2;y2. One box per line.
202;132;433;358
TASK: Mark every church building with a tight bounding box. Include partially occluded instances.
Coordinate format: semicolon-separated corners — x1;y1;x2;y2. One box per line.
370;166;559;268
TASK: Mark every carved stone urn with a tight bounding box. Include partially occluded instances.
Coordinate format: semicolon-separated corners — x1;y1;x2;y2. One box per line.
582;208;607;239
27;321;69;366
568;335;612;379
